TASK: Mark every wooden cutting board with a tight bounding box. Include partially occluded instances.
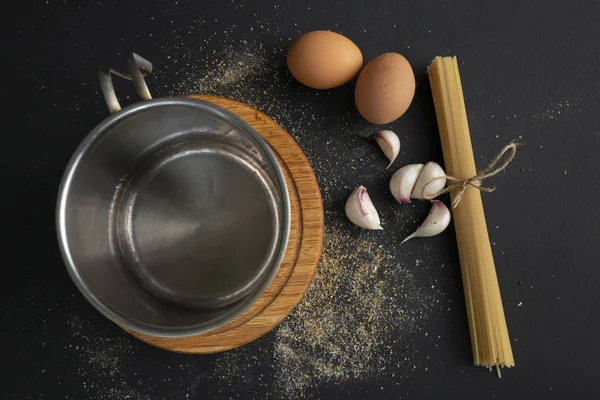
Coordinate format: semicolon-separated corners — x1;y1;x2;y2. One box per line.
124;95;324;353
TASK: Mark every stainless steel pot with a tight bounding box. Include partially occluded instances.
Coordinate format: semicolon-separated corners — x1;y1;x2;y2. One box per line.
56;54;290;337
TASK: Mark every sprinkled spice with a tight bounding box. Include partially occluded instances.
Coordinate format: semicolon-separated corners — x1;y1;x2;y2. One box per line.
159;41;298;132
66;314;150;400
272;219;437;396
204;215;440;398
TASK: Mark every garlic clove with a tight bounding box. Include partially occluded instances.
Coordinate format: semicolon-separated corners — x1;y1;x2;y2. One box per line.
390;164;423;204
411;161;447;200
401;200;451;244
375;130;401;169
345;186;383;230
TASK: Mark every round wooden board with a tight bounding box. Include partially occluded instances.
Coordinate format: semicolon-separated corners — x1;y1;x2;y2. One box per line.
124;95;324;353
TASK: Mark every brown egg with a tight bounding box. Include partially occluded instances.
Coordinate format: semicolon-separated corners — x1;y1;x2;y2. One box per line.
287;30;363;90
354;53;416;124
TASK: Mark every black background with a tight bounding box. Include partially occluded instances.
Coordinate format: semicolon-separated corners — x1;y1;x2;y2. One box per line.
2;0;600;399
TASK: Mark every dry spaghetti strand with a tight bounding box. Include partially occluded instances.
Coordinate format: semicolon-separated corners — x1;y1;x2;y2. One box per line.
427;56;515;372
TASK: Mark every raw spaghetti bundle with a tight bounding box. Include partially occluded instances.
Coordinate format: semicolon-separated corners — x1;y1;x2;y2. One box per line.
427;56;515;374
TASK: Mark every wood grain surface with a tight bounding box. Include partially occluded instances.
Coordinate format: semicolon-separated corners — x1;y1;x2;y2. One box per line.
125;95;324;353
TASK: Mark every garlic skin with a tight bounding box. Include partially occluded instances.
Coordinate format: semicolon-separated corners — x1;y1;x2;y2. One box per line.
390;164;424;204
411;161;447;200
345;186;383;230
401;200;451;244
375;130;400;169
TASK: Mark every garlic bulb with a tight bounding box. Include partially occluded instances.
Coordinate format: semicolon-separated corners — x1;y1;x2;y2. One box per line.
375;130;400;169
401;200;451;244
411;161;447;200
345;186;383;230
390;164;423;204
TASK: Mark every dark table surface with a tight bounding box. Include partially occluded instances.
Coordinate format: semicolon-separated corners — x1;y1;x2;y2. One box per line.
3;0;600;399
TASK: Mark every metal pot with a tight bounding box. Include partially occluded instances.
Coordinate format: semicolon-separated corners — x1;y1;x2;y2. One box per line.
56;54;290;337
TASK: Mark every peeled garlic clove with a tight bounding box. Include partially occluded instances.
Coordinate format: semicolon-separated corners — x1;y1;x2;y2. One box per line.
375;130;401;169
411;161;447;200
390;164;424;204
345;186;383;230
401;200;451;244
